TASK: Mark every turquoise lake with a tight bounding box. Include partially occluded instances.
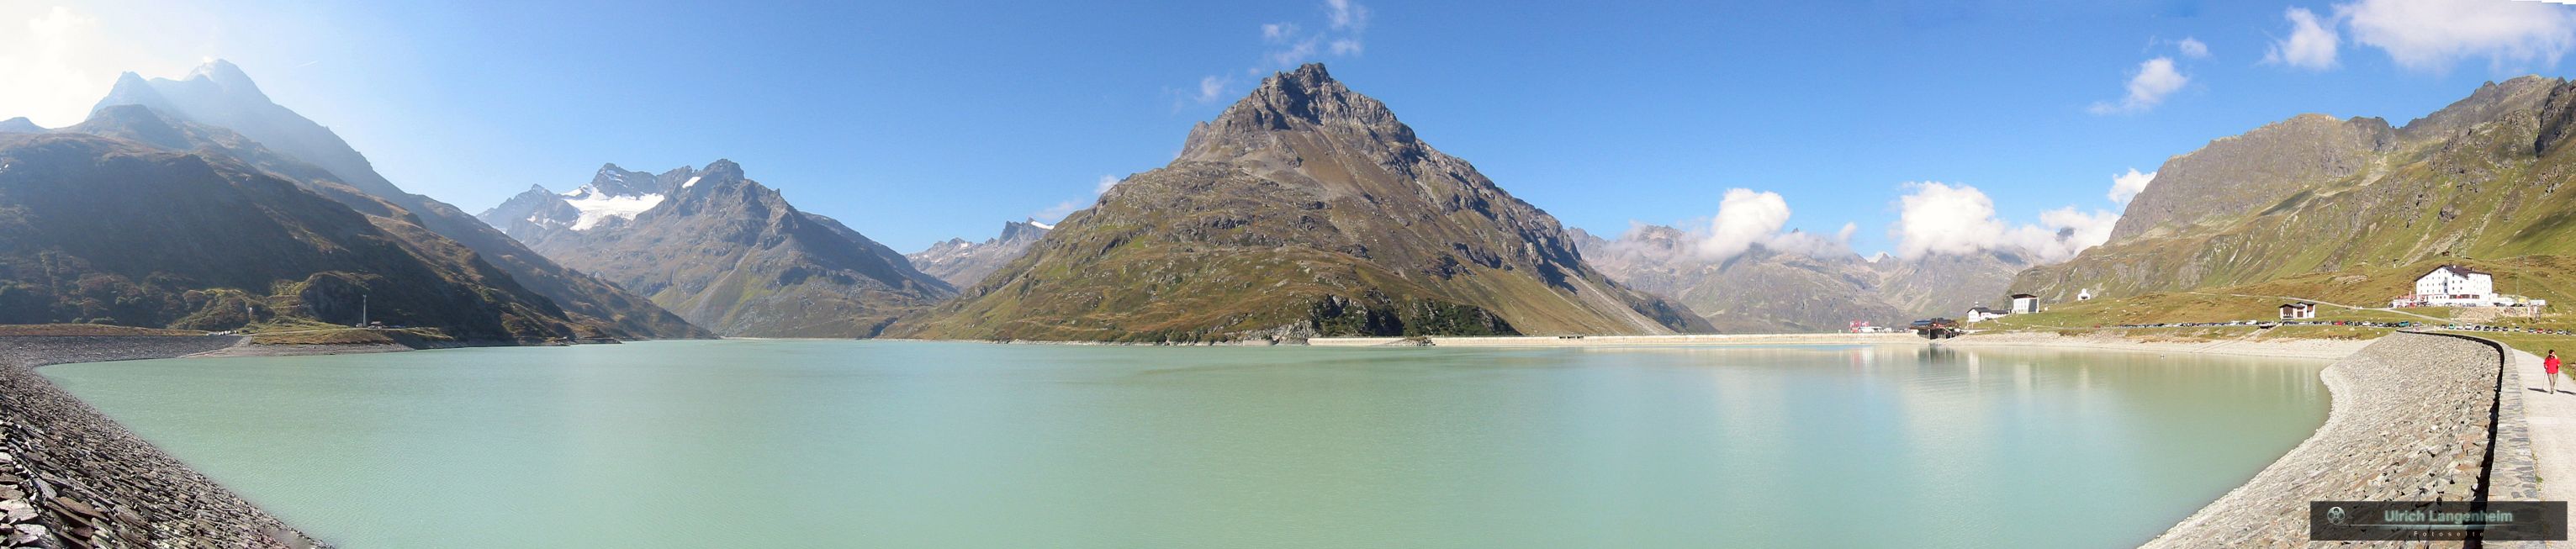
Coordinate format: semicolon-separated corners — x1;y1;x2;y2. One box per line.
40;340;2330;548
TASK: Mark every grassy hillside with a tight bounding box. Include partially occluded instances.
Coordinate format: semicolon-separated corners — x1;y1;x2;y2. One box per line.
0;133;595;342
2013;77;2576;331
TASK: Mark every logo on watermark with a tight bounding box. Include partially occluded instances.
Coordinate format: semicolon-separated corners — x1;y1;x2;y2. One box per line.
2309;501;2568;541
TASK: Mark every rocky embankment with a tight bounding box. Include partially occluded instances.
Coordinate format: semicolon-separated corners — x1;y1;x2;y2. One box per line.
2140;332;2534;548
0;336;325;548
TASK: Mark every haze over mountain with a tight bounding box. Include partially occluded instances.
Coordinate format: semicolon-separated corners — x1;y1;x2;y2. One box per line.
0;124;599;341
1574;225;2029;332
88;61;708;339
481;162;955;337
2013;76;2576;304
896;64;1710;341
907;220;1052;288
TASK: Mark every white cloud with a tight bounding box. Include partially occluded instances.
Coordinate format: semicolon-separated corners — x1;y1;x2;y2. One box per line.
2177;37;2210;59
1184;1;1373;104
1191;75;1232;103
2341;0;2576;73
2016;208;2120;262
2265;8;2341;70
1326;0;1371;32
1262;23;1299;43
1893;182;2118;264
2088;57;2188;114
1035;175;1124;224
1034;200;1083;224
1265;38;1321;69
1594;189;1854;265
2108;168;2155;204
1697;188;1796;261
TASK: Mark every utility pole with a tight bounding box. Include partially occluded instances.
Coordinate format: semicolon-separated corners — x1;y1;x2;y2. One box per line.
360;294;368;328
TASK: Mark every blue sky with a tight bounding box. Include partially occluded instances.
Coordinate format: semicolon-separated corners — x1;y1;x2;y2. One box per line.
7;0;2576;256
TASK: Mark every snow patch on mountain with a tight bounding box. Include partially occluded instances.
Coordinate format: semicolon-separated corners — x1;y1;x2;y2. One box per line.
562;186;664;230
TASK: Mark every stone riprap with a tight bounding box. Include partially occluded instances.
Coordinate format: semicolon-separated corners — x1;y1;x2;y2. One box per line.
2140;332;2510;548
0;336;325;549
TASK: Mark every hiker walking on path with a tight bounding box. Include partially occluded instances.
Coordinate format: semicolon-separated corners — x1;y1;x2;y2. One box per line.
2549;351;2563;393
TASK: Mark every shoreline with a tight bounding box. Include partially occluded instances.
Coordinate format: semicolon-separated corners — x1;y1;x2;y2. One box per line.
2134;331;2531;547
0;335;331;548
1933;330;2374;360
1308;332;1926;347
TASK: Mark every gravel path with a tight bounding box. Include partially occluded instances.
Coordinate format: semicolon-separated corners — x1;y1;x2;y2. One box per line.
0;336;326;549
2508;346;2576;549
2139;332;2520;548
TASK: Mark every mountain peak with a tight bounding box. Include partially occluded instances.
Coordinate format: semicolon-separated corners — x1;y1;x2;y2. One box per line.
1220;63;1390;128
1180;62;1414;162
187;59;253;86
701;159;745;181
74;104;193;150
0;118;41;134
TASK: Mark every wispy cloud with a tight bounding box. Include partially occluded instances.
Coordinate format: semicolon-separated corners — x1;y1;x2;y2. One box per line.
2177;37;2211;59
2264;7;2341;70
2341;0;2576;73
1326;0;1371;32
1034;175;1126;224
2088;57;2188;115
1191;76;1232;103
1181;0;1374;105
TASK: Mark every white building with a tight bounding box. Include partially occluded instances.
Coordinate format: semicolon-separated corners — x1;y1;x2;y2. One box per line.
2076;288;2094;301
2390;265;2545;308
2010;293;2040;314
2278;303;2315;319
2417;265;2493;296
1965;306;2008;322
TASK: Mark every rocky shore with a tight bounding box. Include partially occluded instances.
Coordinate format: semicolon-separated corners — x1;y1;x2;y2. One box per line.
2139;332;2533;548
1937;330;2373;360
0;336;325;549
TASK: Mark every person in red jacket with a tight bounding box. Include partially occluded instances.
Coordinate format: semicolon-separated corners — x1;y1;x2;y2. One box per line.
2548;350;2562;393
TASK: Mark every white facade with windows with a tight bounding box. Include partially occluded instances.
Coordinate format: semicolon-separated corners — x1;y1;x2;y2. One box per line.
2391;265;2545;308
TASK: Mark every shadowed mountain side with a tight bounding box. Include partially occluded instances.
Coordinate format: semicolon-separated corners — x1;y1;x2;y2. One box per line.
0;133;592;341
90;60;707;339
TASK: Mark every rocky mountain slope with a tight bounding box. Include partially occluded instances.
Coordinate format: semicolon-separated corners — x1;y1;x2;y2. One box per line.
2014;76;2576;304
906;220;1051;288
478;164;701;240
894;64;1709;341
0;131;595;341
1574;226;2028;332
91;60;707;339
484;161;954;337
